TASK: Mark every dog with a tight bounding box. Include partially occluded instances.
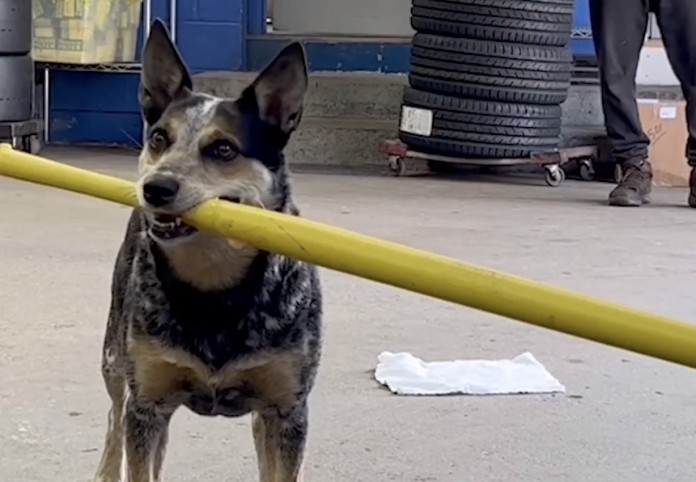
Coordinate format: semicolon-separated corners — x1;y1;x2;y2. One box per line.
93;19;322;482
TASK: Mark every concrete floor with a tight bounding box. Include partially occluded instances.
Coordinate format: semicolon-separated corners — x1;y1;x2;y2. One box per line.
1;147;695;482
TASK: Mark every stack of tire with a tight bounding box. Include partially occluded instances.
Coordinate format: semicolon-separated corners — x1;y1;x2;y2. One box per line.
0;1;34;126
399;0;575;161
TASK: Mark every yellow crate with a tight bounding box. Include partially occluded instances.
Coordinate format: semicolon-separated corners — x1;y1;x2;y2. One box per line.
32;0;143;65
115;27;139;62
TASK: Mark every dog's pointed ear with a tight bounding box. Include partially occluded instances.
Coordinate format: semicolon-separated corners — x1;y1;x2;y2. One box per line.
139;19;192;125
247;42;308;134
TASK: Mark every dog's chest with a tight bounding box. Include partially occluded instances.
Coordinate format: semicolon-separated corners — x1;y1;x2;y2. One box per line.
134;273;287;369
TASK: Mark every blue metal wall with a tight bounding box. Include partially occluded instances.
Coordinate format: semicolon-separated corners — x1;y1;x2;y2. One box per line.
571;0;594;56
246;0;594;72
50;0;593;147
49;0;248;146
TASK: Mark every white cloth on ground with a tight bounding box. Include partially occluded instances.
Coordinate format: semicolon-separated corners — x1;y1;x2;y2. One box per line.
375;351;566;396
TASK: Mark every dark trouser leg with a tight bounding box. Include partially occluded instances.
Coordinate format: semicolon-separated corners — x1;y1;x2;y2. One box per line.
590;0;651;164
653;0;696;167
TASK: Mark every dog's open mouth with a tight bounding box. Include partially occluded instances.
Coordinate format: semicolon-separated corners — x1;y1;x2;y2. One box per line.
148;197;241;243
149;214;198;241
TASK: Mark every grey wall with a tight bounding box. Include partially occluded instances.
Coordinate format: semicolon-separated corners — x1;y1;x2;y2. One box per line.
272;0;414;36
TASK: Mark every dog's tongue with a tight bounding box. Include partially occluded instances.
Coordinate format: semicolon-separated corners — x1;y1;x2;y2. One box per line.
227;238;245;249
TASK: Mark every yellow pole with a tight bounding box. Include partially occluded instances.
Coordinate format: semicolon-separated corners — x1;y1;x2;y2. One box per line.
2;144;696;369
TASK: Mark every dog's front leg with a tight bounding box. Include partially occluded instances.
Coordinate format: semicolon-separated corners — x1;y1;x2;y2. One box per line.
93;371;126;482
124;396;172;482
254;403;308;482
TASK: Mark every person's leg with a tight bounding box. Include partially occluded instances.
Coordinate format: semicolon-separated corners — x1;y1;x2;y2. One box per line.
652;0;696;206
590;0;652;206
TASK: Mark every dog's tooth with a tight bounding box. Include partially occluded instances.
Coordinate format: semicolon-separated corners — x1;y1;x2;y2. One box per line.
175;218;182;226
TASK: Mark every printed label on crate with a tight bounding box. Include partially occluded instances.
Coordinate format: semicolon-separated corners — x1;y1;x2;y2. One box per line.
659;106;677;120
400;106;433;137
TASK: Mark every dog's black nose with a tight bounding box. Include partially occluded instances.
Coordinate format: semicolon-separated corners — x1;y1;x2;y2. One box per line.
143;177;180;207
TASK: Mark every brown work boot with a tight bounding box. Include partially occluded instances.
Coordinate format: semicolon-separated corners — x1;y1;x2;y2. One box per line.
688;169;696;208
609;160;652;207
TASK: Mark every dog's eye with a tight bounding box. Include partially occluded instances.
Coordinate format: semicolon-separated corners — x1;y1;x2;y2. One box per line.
149;129;168;150
208;140;237;161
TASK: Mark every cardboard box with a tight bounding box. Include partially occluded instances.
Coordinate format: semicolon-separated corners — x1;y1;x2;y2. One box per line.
638;99;690;187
